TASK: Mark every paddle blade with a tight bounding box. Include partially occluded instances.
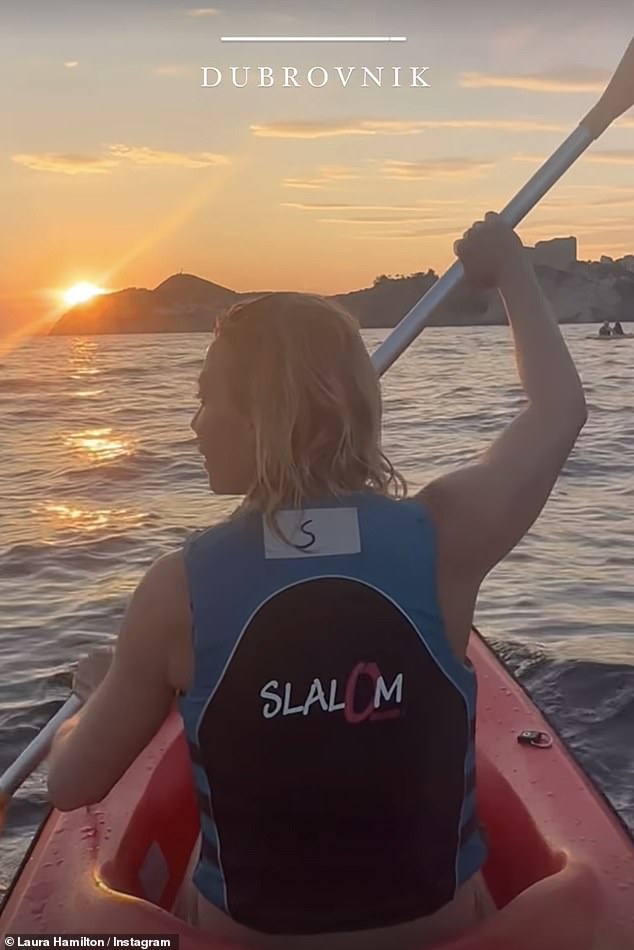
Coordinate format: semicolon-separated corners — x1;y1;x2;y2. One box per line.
581;36;634;138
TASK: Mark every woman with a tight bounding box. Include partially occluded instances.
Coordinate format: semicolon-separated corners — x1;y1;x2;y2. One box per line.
48;213;587;949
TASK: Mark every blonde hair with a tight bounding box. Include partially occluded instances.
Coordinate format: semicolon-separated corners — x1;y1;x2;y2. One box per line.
213;292;406;534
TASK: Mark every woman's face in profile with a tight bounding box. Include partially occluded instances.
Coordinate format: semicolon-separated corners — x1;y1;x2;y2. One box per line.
191;341;255;494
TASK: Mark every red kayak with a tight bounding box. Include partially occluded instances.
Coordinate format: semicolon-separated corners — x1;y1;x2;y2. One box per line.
1;629;633;949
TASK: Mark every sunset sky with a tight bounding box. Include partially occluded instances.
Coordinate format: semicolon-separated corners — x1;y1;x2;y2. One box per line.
2;0;634;334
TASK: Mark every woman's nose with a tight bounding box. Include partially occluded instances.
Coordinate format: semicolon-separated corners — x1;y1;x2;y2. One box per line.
191;407;201;433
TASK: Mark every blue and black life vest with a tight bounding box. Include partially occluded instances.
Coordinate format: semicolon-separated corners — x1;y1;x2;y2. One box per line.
178;491;486;933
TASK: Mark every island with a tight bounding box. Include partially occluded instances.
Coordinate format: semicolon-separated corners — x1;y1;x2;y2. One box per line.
50;238;634;335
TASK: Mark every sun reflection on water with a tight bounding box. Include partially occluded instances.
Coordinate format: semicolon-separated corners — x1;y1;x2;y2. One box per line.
34;502;147;535
68;338;101;379
70;368;101;379
64;428;134;464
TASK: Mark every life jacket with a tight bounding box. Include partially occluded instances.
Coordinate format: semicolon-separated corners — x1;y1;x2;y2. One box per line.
178;491;486;934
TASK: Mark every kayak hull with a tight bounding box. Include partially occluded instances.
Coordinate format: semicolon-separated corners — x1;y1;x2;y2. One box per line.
587;333;634;339
2;629;633;949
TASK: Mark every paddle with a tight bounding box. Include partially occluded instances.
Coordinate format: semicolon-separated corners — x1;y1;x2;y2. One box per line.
371;36;634;376
1;36;632;837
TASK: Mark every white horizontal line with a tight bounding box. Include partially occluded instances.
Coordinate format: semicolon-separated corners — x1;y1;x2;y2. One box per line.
220;36;408;43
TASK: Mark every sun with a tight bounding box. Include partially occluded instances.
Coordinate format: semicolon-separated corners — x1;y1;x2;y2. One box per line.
63;282;106;307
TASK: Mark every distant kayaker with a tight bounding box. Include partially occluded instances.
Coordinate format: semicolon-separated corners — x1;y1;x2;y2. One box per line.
47;212;587;950
612;321;624;336
599;321;611;336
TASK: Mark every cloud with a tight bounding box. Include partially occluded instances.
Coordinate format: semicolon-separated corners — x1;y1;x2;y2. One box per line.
524;185;634;214
519;220;632;237
512;153;547;163
108;145;229;168
514;150;634;166
586;193;634;207
64;61;79;69
183;7;220;16
283;179;325;189
283;164;360;188
183;7;222;19
375;119;566;133
252;117;567;139
538;190;634;211
253;121;378;140
460;68;609;93
12;145;230;175
282;200;464;212
383;159;494;181
319;165;359;181
584;150;634;165
318;215;454;225
350;225;462;241
12;153;117;175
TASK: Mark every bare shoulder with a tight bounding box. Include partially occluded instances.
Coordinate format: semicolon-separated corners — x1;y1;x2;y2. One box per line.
415;474;475;573
131;551;190;615
410;488;479;661
141;549;188;589
416;463;509;584
121;550;193;690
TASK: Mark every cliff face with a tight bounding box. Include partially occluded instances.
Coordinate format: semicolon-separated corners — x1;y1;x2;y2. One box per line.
334;270;490;328
50;274;247;335
482;261;633;324
526;236;577;271
50;257;634;336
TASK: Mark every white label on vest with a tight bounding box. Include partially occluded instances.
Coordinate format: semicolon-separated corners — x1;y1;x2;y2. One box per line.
263;508;361;559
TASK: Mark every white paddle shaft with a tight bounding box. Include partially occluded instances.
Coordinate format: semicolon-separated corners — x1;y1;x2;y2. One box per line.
0;694;82;799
